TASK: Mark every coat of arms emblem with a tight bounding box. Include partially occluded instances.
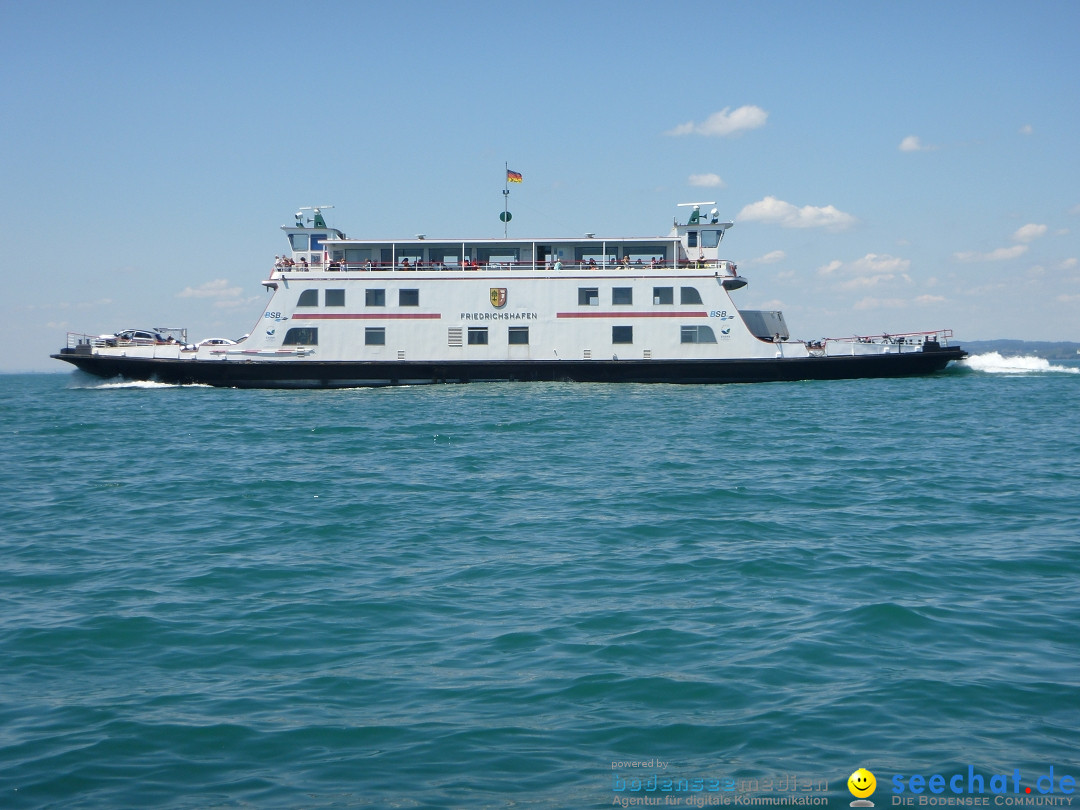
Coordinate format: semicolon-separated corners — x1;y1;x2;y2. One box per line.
490;287;507;308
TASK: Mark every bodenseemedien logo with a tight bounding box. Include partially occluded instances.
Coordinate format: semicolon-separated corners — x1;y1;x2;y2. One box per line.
849;768;878;807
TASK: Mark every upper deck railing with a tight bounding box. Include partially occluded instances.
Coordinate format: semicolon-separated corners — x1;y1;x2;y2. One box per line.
272;259;740;274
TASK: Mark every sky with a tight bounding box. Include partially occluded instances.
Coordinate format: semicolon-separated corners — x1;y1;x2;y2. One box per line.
2;0;1078;371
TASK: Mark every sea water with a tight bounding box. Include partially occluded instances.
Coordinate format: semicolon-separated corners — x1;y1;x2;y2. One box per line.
1;355;1078;809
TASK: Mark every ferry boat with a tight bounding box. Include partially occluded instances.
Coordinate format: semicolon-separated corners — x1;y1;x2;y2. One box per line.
53;203;965;388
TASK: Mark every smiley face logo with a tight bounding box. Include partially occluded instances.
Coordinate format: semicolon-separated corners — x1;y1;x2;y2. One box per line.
848;768;877;799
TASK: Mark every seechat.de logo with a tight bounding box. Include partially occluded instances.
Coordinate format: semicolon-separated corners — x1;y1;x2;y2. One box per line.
850;768;878;807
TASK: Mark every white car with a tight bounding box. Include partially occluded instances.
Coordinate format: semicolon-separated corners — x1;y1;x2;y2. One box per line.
195;338;238;348
99;329;167;347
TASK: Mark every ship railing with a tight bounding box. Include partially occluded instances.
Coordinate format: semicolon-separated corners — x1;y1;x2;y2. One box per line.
64;332;101;350
819;329;955;353
63;329;191;351
271;259;735;273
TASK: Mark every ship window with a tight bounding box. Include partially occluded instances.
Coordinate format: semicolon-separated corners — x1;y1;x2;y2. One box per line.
289;233;309;251
508;326;529;345
345;248;371;263
467;327;488;345
680;287;703;304
612;287;633;305
612;326;633;344
283;327;317;345
701;230;722;248
310;234;327;251
578;287;599;306
399;289;419;306
687;231;698;248
681;325;718;343
430;248;461;267
574;247;606;266
653;286;673;305
366;288;386;306
325;289;345;307
365;327;385;346
296;289;319;307
477;247;520;266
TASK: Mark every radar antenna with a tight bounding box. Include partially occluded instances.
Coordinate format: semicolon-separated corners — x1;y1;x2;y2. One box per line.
297;205;335;228
676;201;716;226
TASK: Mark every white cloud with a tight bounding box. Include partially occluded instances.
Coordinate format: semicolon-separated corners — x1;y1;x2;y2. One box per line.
1020;124;1034;135
854;297;908;310
953;245;1029;262
738;196;856;230
177;279;243;299
821;253;911;290
899;135;937;152
753;250;787;265
666;105;768;137
818;259;843;276
915;294;946;305
1012;223;1047;243
688;173;725;188
1060;257;1078;270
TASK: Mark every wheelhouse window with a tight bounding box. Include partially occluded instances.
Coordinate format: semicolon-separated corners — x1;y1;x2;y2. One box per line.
365;327;385;345
325;289;345;307
701;230;723;248
681;325;718;343
578;287;599;306
687;231;698;248
296;289;319;307
289;234;309;251
399;289;419;306
508;326;529;345
612;325;633;344
653;286;673;305
612;287;633;305
283;327;318;345
680;287;703;304
467;327;488;345
366;288;386;306
309;234;328;252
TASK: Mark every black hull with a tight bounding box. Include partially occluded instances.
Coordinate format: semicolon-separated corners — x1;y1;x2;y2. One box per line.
52;346;966;388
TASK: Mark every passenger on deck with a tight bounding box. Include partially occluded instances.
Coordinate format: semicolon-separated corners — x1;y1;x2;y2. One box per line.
588;258;597;269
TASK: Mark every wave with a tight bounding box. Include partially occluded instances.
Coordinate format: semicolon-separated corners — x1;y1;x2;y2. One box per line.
961;352;1079;374
71;378;212;389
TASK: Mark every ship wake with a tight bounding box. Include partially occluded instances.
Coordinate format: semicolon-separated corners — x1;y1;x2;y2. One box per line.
961;352;1079;375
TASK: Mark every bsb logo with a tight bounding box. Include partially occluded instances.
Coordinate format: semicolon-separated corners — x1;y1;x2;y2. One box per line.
490;288;507;308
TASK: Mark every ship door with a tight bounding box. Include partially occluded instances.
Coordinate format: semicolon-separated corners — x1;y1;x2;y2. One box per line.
537;245;552;269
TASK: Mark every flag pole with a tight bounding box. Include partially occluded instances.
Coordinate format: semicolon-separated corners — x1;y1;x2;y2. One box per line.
503;162;510;238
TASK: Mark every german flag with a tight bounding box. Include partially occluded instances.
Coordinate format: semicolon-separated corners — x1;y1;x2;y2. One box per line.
506;169;523;183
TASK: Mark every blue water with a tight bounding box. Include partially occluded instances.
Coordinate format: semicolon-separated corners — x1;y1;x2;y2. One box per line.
2;357;1079;809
